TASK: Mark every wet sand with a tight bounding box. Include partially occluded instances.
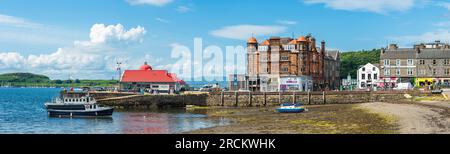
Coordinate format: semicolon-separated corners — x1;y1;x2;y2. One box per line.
359;102;450;134
184;104;398;134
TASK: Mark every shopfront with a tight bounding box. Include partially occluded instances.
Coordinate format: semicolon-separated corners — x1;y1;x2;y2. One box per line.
279;76;312;92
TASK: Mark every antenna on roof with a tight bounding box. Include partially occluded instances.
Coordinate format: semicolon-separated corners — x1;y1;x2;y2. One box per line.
292;32;295;39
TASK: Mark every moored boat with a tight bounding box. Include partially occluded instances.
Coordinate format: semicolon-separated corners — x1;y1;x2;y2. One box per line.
45;91;114;117
276;103;306;113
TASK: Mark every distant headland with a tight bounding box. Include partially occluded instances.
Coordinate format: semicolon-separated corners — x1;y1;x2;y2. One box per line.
0;72;117;88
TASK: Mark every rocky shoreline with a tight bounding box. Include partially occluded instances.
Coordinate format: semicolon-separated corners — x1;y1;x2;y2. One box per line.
184;101;450;134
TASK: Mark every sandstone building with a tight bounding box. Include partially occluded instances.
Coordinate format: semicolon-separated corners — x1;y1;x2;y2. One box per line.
380;41;450;87
231;34;340;92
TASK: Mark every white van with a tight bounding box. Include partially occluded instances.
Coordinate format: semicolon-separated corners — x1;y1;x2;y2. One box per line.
393;83;413;90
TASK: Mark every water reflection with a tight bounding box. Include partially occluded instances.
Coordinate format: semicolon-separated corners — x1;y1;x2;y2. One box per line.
118;111;229;134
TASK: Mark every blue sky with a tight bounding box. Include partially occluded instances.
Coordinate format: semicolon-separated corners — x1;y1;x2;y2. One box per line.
1;0;450;80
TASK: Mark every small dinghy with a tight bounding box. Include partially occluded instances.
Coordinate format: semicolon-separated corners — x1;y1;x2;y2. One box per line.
276;103;305;113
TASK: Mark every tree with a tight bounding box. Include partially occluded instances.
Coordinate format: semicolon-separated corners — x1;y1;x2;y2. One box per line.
54;80;63;84
74;79;81;84
340;49;381;79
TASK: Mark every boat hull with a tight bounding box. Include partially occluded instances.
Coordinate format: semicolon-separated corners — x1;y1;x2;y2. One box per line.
276;108;305;113
47;108;114;117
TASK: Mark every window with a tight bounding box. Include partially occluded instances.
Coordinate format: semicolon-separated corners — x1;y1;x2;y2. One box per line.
433;60;437;65
385;69;390;75
433;69;437;75
368;74;372;80
374;73;378;80
373;67;376;71
407;59;414;66
445;69;450;75
281;67;289;72
283;45;295;50
281;56;289;61
259;46;268;51
445;59;450;65
420;69;426;75
362;74;365;80
419;60;425;65
396;69;401;75
396;59;401;66
384;59;390;66
362;67;366;72
407;68;413;75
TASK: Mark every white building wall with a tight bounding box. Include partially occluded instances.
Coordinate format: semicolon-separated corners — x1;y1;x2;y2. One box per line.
357;63;380;89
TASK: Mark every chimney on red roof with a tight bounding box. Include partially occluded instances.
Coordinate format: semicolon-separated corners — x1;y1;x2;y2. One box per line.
139;62;152;71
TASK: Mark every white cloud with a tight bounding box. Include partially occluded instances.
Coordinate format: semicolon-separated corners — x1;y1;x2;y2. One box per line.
0;52;26;69
304;0;417;14
434;21;450;27
74;23;146;47
126;0;173;6
155;17;170;23
439;2;450;10
0;24;147;79
0;14;41;28
210;24;287;40
387;29;450;45
176;6;192;13
276;20;298;25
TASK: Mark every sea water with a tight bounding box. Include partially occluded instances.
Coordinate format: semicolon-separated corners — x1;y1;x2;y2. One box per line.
0;88;228;134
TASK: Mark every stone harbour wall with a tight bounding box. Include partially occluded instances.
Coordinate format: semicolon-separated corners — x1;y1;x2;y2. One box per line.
94;91;419;109
97;94;209;109
206;91;413;107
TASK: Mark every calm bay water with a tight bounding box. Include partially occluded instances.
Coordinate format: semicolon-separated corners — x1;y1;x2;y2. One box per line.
0;88;228;134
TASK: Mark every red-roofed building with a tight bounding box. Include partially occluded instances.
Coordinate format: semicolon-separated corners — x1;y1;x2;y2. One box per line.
120;62;186;93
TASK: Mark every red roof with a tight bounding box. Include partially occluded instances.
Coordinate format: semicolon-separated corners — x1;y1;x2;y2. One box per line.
121;70;177;83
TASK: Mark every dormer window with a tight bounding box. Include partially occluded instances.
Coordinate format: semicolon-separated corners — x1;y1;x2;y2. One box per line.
283;45;295;50
259;46;268;51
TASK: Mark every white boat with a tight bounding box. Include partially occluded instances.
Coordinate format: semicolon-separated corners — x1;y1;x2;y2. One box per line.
45;92;113;117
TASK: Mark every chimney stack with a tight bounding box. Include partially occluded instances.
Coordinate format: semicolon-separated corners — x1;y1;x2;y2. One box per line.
388;44;398;50
321;40;326;54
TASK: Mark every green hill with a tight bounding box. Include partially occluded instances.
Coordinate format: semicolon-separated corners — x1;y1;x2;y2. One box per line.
340;49;381;78
0;73;51;83
0;72;117;87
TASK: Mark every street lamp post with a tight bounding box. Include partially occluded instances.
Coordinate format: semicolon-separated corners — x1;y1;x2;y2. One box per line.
116;61;122;92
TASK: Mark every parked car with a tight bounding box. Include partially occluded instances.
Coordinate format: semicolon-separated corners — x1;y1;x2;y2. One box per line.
393;83;413;90
200;85;214;92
